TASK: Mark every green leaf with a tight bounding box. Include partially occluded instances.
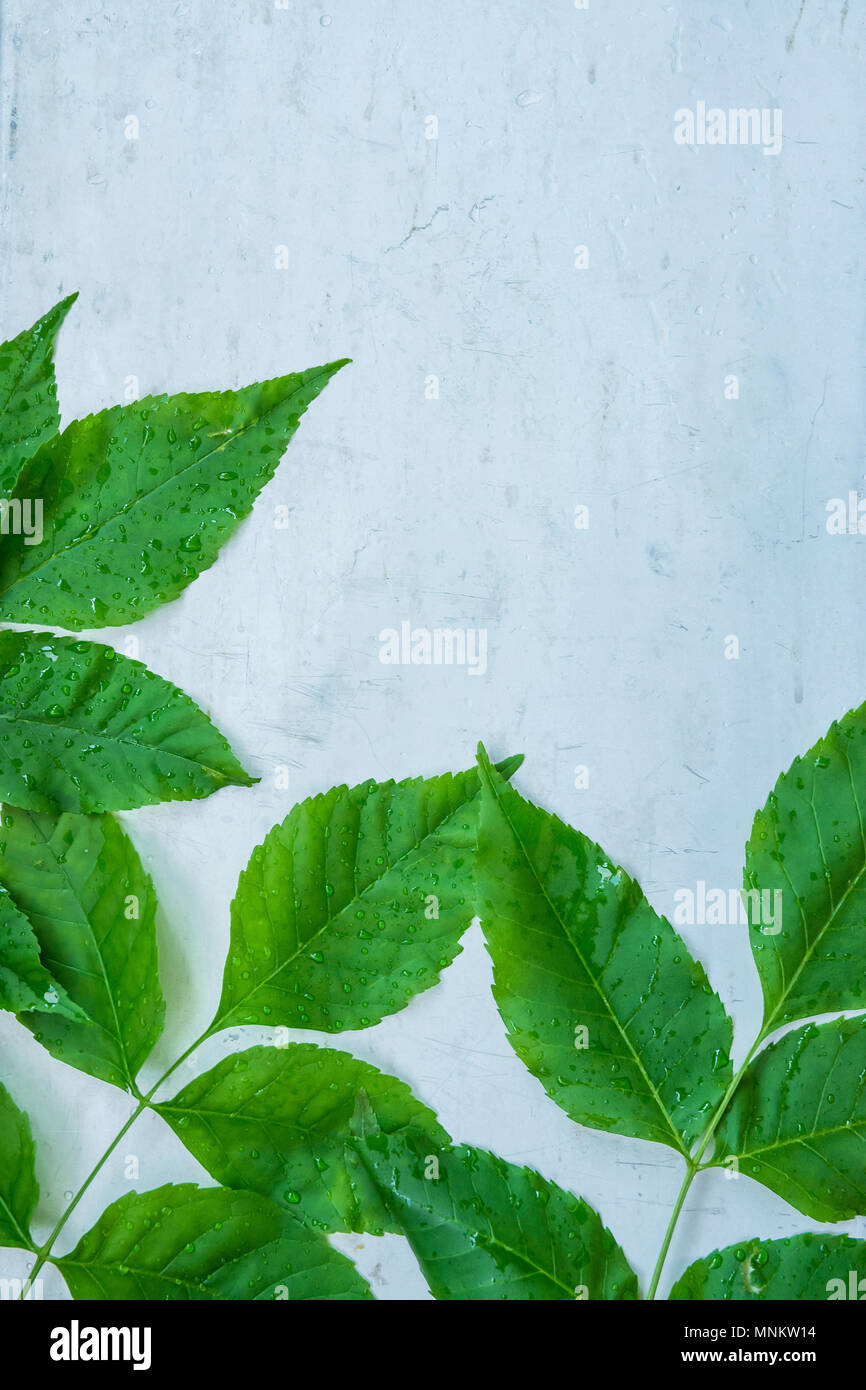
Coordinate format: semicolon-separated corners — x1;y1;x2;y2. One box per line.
0;363;348;630
155;1042;449;1233
54;1183;372;1300
356;1132;637;1300
0;630;255;813
745;702;866;1029
0;294;76;493
0;1078;38;1250
670;1233;866;1301
475;747;733;1153
713;1016;866;1222
0;882;84;1020
0;808;164;1090
213;755;523;1034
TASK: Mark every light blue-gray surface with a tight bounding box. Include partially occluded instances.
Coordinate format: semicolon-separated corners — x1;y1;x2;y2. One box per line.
0;0;864;1299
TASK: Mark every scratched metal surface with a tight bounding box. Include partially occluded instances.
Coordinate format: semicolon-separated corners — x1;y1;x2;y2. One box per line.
0;1;863;1299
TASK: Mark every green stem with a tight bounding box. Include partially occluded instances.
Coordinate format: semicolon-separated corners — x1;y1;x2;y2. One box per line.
23;1099;146;1294
20;1025;216;1297
646;1027;769;1300
646;1160;697;1300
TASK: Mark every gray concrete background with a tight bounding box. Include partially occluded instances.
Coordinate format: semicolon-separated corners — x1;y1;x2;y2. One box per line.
1;0;864;1299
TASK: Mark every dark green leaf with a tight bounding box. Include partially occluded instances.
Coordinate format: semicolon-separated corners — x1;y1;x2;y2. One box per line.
0;808;164;1090
213;756;523;1034
155;1042;449;1233
54;1183;372;1300
0;630;255;813
476;747;732;1153
0;294;76;492
0;1078;38;1250
670;1233;866;1301
746;702;866;1029
713;1016;866;1222
0;883;84;1020
356;1132;637;1300
0;363;348;630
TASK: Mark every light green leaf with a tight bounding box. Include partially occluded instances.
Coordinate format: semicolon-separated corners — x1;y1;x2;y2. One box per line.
0;883;84;1020
713;1016;866;1222
0;362;348;630
745;702;866;1029
213;756;523;1034
54;1183;372;1300
0;630;255;813
475;747;733;1154
670;1233;866;1301
356;1132;637;1300
0;294;76;493
0;808;164;1090
0;1078;38;1250
155;1043;449;1233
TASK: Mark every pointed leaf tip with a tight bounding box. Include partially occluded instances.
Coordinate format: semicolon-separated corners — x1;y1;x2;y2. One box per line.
35;293;78;335
0;294;79;492
319;357;351;380
476;742;497;782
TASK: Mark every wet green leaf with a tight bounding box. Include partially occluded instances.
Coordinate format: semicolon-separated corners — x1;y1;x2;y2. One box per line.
0;808;163;1091
713;1016;866;1222
356;1131;637;1300
745;702;866;1028
0;362;348;630
0;294;76;493
0;883;84;1021
0;1078;38;1250
0;630;255;813
54;1183;372;1300
214;756;522;1034
670;1233;866;1300
155;1043;449;1234
475;747;732;1153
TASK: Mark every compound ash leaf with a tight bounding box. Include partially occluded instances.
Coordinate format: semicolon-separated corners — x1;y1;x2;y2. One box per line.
745;702;866;1029
0;294;76;493
0;362;349;630
356;1131;637;1301
669;1233;866;1301
0;1077;38;1251
475;746;732;1154
213;756;523;1034
53;1183;372;1300
0;808;164;1091
155;1043;449;1234
713;1016;866;1222
0;883;84;1021
0;630;255;813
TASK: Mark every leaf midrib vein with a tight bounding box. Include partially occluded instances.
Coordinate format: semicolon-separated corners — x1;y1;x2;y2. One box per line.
0;708;235;782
